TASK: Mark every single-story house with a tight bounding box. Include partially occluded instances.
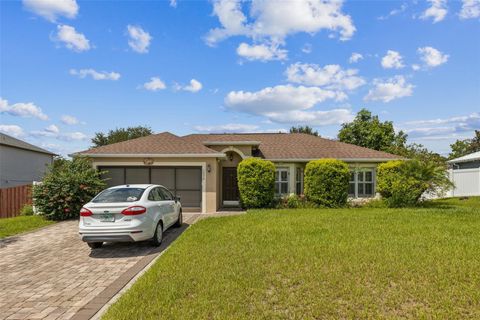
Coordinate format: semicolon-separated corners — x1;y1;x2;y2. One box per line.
74;132;401;213
0;133;56;188
447;151;480;197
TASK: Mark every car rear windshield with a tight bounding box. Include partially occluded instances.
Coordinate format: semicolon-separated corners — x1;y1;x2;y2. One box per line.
92;188;145;203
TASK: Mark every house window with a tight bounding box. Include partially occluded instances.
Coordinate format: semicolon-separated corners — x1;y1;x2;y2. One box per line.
275;168;289;195
349;168;375;198
295;167;304;195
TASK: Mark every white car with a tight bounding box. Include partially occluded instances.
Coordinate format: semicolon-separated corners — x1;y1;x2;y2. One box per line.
79;184;182;249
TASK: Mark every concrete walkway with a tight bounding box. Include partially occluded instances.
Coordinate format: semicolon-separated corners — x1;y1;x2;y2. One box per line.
0;214;199;320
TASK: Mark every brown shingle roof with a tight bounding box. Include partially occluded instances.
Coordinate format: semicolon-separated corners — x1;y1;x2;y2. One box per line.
75;132;221;156
183;133;401;161
76;132;401;161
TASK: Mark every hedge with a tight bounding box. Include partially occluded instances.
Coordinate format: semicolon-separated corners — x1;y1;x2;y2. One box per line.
304;159;350;207
237;158;275;208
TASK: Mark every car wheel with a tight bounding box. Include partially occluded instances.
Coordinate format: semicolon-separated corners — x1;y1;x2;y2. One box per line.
174;210;183;228
152;221;163;246
87;242;103;249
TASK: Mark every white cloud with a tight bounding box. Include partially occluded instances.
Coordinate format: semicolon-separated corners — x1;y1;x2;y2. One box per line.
205;0;356;45
417;46;449;68
61;132;87;141
69;68;120;81
302;43;312;54
420;0;448;23
143;77;166;91
378;3;408;20
0;125;25;138
224;84;350;125
174;79;203;93
170;0;177;8
236;42;287;61
401;113;480;138
194;123;259;133
23;0;78;22
61;115;79;125
183;79;203;93
285;63;365;91
349;52;363;63
459;0;480;19
263;109;354;126
127;25;152;54
30;125;88;141
225;85;346;115
45;124;59;134
412;64;421;71
0;98;48;120
54;24;90;52
364;76;414;103
381;50;404;69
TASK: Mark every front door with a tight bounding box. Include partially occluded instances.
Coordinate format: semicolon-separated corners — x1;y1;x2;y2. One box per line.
222;167;239;203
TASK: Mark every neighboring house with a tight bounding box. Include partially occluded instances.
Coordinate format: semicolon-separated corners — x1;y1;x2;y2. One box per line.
0;133;56;188
74;132;400;213
447;151;480;197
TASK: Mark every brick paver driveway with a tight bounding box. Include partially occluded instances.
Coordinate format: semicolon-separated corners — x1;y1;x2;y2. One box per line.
0;214;199;320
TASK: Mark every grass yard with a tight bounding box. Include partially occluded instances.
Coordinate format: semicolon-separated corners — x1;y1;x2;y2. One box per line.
104;199;480;319
0;215;55;239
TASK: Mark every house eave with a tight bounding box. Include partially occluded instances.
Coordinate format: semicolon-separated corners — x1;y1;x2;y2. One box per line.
70;153;227;159
202;141;261;146
266;158;403;163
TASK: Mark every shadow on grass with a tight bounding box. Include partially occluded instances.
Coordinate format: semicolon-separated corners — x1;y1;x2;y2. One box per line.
88;222;191;259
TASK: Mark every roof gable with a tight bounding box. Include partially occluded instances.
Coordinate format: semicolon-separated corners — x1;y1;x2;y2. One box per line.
0;133;56;155
75;132;221;156
183;133;401;161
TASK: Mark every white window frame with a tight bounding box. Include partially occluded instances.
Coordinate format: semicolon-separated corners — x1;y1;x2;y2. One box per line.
349;168;375;198
295;167;304;195
275;168;289;196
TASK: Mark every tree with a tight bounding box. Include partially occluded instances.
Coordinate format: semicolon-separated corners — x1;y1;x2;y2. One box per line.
338;109;407;152
449;130;480;159
387;143;446;167
338;109;447;165
92;126;153;147
290;125;319;136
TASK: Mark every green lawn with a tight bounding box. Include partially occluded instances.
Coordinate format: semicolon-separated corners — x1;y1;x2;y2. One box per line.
0;215;55;238
104;198;480;319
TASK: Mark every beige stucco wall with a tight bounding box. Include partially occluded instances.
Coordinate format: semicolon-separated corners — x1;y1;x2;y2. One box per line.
89;157;219;213
88;155;387;213
207;145;253;157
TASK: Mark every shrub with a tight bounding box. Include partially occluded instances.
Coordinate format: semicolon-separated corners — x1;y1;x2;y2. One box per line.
376;160;404;199
33;157;106;220
20;204;34;216
377;160;453;207
237;158;275;208
304;159;350;207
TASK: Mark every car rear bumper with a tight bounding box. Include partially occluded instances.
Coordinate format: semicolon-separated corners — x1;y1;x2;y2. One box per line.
79;228;152;242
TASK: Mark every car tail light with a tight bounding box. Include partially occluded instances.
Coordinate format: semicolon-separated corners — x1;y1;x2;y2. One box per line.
80;207;93;216
121;206;147;215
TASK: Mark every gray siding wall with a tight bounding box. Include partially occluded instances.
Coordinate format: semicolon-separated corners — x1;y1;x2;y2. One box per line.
0;145;53;188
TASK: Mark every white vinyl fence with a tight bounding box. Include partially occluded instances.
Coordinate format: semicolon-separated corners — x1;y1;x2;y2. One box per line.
448;168;480;197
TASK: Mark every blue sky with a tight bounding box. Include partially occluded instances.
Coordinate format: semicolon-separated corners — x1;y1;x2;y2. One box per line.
0;0;479;156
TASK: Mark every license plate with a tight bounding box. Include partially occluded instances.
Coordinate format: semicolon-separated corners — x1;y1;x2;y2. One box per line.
99;214;115;222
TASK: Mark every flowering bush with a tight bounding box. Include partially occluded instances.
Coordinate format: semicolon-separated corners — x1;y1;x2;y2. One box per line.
33;157;106;220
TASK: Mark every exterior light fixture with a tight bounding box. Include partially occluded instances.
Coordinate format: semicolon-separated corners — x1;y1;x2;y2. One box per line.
229;153;234;161
207;164;211;173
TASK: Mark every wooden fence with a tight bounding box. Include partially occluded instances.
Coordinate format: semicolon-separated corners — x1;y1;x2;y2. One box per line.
0;184;32;218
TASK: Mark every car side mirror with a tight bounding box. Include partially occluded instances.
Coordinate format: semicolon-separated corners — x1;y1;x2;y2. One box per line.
175;196;181;203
